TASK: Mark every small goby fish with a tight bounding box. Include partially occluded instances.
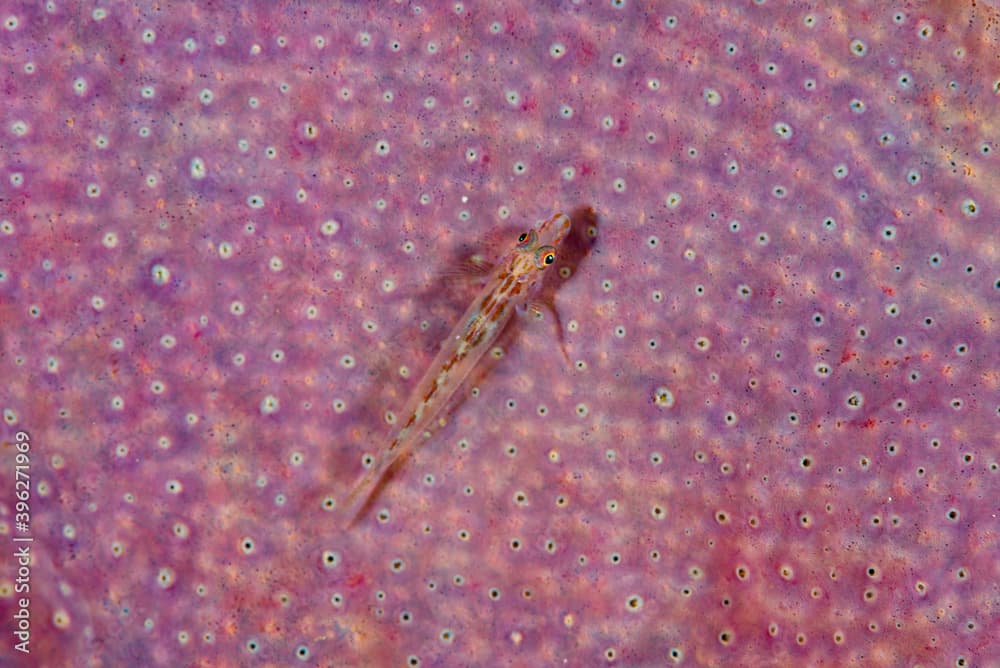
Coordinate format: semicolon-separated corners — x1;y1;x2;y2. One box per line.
341;212;572;525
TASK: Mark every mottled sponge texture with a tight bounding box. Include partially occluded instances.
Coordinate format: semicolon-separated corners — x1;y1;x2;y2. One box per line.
0;1;997;666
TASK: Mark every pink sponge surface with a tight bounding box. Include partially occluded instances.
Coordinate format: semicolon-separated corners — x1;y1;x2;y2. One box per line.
0;2;996;666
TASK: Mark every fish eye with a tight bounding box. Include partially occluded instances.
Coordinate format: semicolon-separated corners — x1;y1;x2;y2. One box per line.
517;229;537;248
534;245;557;268
518;232;529;243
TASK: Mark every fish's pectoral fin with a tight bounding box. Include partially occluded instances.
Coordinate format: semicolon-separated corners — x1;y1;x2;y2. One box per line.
524;299;572;367
437;254;495;289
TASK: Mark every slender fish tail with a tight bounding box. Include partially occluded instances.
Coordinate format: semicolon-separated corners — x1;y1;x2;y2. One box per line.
339;438;404;527
339;466;380;528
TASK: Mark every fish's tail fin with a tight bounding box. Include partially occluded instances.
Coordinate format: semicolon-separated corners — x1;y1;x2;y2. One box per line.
339;465;381;529
338;448;405;528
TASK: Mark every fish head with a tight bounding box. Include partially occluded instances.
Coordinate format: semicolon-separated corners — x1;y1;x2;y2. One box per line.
509;212;571;283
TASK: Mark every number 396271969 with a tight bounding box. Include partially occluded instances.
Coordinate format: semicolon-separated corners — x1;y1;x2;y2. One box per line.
14;431;30;532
